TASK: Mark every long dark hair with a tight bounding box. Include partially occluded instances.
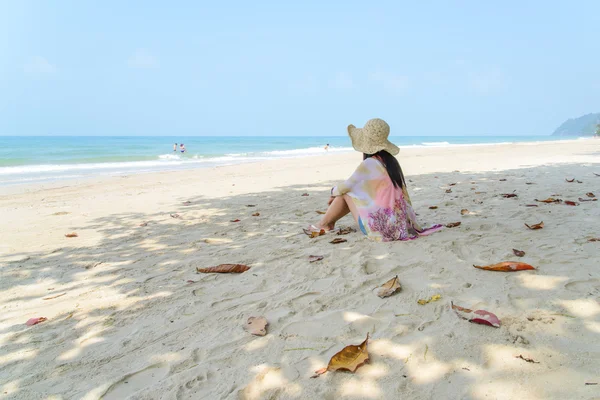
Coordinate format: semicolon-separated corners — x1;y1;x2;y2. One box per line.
364;150;406;189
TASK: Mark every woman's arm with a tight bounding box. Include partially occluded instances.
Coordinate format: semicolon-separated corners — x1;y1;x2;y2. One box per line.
331;158;380;196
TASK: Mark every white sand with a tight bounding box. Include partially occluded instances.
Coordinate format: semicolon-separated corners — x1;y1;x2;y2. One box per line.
1;139;600;399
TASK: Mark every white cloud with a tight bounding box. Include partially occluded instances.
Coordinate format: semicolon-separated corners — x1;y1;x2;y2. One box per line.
369;70;409;93
24;56;56;75
329;72;354;90
127;49;158;69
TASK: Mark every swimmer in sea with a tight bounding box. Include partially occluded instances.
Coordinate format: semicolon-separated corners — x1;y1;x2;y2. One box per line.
174;143;178;152
180;144;186;153
324;143;330;151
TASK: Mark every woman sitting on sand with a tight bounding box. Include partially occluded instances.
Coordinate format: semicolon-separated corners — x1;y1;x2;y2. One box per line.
309;118;442;241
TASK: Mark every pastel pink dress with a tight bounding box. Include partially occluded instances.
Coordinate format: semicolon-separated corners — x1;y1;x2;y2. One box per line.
332;157;443;241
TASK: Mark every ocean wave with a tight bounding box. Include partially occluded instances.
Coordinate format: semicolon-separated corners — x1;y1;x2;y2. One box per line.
421;141;451;146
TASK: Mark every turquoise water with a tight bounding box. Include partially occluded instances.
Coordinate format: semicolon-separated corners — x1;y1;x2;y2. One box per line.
0;135;578;185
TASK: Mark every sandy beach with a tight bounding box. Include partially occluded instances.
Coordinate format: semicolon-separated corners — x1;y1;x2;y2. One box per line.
1;139;600;400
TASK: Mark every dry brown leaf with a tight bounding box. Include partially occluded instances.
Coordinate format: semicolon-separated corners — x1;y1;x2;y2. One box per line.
525;204;538;207
330;238;347;244
252;212;260;216
525;221;544;230
499;178;507;181
579;197;598;202
512;249;526;257
196;264;250;273
588;238;600;242
308;255;324;263
449;183;457;186
64;232;78;238
43;293;66;300
304;228;326;238
586;192;595;198
564;200;579;206
246;204;256;207
515;355;539;364
451;302;500;328
139;222;148;227
312;334;369;378
244;316;268;336
301;193;309;196
26;317;47;326
446;222;461;228
230;219;241;222
337;227;356;235
316;210;326;214
565;178;575;182
445;189;452;193
377;276;402;298
473;262;535;272
461;209;469;215
429;206;438;210
526;182;534;185
501;193;518;198
535;198;562;203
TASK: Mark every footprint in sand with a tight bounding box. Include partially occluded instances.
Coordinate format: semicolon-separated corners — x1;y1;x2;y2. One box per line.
102;363;169;400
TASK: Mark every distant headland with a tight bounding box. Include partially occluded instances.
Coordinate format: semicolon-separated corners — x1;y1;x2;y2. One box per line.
552;113;600;136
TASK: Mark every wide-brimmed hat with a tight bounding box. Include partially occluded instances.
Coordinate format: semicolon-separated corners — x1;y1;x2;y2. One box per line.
347;118;399;156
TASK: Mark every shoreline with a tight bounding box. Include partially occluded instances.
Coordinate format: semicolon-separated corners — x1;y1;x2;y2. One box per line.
1;139;600;399
0;137;595;193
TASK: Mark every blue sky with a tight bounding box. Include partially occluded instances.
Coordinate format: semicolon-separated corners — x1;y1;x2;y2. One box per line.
1;1;599;136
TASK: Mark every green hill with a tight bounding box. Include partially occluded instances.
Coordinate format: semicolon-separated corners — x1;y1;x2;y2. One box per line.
552;113;600;136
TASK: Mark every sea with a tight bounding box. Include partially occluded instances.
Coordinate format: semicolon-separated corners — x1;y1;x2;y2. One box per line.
0;136;581;186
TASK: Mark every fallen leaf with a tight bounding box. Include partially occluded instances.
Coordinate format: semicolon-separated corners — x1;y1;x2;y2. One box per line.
564;200;579;206
499;178;507;181
186;280;196;284
501;193;518;198
312;334;369;378
196;264;250;273
43;293;66;300
473;262;535;272
446;222;461;228
417;294;441;305
461;209;469;215
577;180;583;183
304;228;326;238
170;213;181;219
337;227;356;235
230;219;241;222
515;355;539;364
429;206;438;210
252;212;260;216
525;204;539;207
525;221;544;230
445;189;452;193
308;255;324;263
330;238;347;244
246;204;256;207
301;193;309;196
535;198;562;203
64;232;78;238
526;182;534;185
377;276;402;298
451;302;500;328
579;197;598;202
26;317;47;326
244;316;268;336
183;201;192;205
139;222;148;227
316;210;326;214
585;383;598;386
512;249;526;257
449;183;457;186
586;192;595;198
565;178;574;182
588;238;600;242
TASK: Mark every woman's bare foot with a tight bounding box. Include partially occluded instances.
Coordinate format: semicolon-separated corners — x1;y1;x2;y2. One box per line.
316;221;335;231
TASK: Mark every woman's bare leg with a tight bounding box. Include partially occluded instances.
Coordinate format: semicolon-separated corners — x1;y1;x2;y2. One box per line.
316;195;359;230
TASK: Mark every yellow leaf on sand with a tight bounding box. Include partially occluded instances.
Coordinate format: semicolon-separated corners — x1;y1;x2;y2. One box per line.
418;294;441;305
312;334;370;378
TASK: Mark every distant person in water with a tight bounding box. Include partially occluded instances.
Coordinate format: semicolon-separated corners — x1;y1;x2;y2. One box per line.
305;118;443;242
180;144;186;153
174;143;178;152
324;143;330;151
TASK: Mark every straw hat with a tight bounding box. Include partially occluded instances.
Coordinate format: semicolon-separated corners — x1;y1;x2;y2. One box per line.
347;118;399;155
